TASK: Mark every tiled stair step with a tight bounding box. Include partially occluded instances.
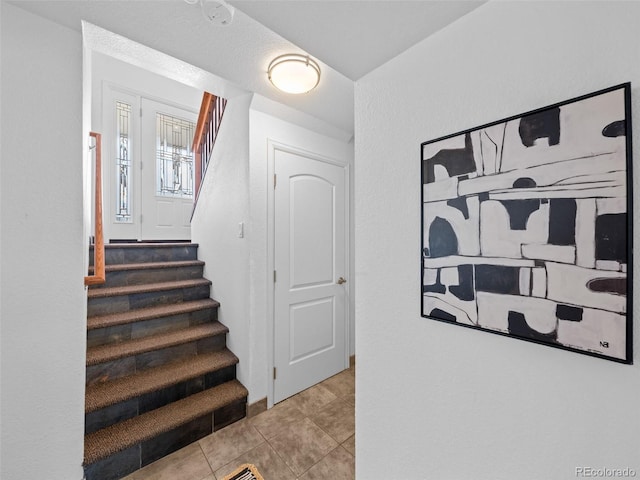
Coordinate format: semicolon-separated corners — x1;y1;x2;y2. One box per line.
84;379;248;466
87;298;220;331
88;278;211;299
87;279;212;316
86;322;228;366
86;349;239;413
90;243;199;266
88;260;205;289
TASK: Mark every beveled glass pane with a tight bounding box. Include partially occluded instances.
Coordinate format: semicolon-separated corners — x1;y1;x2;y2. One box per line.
115;101;132;223
156;113;195;198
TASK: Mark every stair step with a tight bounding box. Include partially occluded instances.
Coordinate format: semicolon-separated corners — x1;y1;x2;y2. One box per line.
87;299;219;331
86;349;238;413
91;243;199;266
86;323;228;366
88;278;211;299
89;260;205;287
90;260;205;273
84;379;248;466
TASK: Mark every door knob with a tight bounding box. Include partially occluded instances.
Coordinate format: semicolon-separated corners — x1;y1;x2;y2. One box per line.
337;277;347;285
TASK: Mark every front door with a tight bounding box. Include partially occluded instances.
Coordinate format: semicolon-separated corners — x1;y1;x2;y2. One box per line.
104;88;196;241
140;99;196;240
273;148;348;403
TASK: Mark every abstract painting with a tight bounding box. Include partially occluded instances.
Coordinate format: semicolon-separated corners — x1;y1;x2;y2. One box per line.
421;83;632;363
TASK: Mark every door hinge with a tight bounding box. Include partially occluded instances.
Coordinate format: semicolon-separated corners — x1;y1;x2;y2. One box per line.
140;214;143;223
140;107;143;117
140;161;143;170
273;270;277;282
273;174;277;189
273;367;277;380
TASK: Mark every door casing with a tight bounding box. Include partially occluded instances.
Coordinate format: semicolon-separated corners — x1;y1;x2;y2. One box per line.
102;83;197;241
266;139;351;408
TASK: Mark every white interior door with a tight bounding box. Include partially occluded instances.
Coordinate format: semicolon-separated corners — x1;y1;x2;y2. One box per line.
274;149;348;403
140;99;196;241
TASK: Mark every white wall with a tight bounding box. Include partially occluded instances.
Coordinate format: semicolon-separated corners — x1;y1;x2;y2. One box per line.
355;2;640;479
191;93;253;397
91;52;202;127
1;4;86;479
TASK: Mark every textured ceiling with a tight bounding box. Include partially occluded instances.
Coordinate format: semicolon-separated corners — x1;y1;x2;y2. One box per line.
9;0;485;135
228;1;485;81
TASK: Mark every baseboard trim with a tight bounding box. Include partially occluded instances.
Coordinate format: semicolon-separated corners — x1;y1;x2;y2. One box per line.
247;397;268;418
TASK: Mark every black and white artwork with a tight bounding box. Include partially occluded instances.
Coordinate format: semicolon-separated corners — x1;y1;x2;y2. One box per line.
421;84;633;363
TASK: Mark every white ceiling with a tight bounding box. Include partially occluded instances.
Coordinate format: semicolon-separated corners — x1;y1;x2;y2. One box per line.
228;1;484;81
9;0;485;135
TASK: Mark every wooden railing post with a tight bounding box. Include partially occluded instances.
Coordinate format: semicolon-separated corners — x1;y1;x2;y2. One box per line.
85;132;106;286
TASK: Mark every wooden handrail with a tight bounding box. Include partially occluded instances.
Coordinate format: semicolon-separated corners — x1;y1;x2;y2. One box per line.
192;92;227;209
84;132;105;286
193;92;214;153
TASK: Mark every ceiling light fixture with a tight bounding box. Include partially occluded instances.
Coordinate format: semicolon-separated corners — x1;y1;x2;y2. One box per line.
268;54;321;94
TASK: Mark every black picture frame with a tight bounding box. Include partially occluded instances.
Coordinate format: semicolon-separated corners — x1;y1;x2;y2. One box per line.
420;83;633;364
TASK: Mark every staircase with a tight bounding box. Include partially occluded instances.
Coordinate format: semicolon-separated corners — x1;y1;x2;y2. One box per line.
84;242;248;480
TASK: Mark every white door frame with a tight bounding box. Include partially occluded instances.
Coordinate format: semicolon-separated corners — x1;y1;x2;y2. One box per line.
101;82;198;241
266;139;351;408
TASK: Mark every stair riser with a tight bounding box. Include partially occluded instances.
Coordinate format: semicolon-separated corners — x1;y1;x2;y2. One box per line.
86;335;226;385
87;308;217;348
85;365;237;434
84;398;247;480
93;264;204;289
90;245;198;266
88;284;211;316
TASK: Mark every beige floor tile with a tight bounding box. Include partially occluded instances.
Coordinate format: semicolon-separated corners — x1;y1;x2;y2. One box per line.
122;442;212;480
343;392;355;406
320;369;355;399
341;435;355;456
249;399;306;439
267;417;338;476
214;441;296;480
199;419;265;471
298;446;355;480
311;399;355;444
286;383;337;416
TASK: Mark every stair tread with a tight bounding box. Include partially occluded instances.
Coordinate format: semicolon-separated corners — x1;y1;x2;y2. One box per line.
88;259;205;274
97;242;199;249
86;323;228;366
87;278;211;298
84;379;248;465
87;298;220;330
86;349;238;413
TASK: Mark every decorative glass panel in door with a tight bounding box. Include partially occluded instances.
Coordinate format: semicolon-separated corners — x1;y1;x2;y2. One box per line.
115;101;132;223
156;113;195;199
140;98;197;240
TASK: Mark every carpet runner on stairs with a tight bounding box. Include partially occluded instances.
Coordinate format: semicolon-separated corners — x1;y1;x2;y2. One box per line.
84;242;248;480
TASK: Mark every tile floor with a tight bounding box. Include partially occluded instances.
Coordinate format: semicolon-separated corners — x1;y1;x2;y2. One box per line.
123;365;355;480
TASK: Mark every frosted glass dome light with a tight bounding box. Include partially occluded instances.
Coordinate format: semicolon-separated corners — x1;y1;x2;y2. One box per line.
268;54;321;94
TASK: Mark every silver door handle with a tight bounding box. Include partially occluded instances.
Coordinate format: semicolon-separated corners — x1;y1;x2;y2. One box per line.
337;277;347;285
